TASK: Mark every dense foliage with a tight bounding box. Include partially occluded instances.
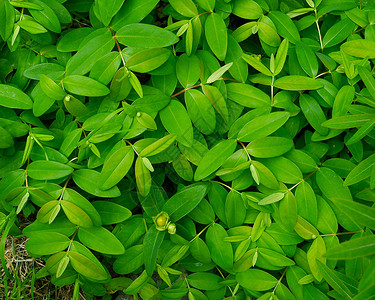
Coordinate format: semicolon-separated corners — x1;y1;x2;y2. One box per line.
1;0;375;299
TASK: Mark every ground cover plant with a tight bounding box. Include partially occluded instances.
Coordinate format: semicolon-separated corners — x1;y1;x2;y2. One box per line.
0;0;375;299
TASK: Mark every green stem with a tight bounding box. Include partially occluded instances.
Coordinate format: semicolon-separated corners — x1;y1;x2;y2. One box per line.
0;210;17;280
237;139;252;161
210;180;241;194
271;76;275;106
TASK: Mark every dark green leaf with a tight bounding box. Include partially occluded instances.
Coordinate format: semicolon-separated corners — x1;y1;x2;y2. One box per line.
143;225;165;276
163;183;208;221
117;23;179;48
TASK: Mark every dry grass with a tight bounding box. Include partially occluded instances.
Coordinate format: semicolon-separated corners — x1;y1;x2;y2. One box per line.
0;235;85;300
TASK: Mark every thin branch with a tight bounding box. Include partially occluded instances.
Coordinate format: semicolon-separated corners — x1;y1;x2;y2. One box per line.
109;27;126;66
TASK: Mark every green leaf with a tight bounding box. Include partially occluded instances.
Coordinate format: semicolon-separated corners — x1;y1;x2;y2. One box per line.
72;169;120;198
258;248;295;267
0;126;13;148
0;84;33;109
358;66;375;101
57;27;94;52
330;197;375;230
113;245;144;275
60;128;82;157
63;188;101;227
316;167;352;201
259;192;285;205
60;200;93;228
90;52;121;85
251;161;279;189
345;153;375;186
332;85;355;117
24;63;65;80
96;0;124;26
236;269;278;291
242;53;272;76
268;11;300;44
78;226;125;255
124;270;149;295
65;29;115;75
126;48;171;73
27;160;73;180
205;13;227;61
322;114;374;129
99;146;134;190
68;251;108;281
341;39;375;58
195;0;214;11
279;190;298;232
176;54;200;88
185;89;216;135
143;225;165;276
188;272;222;290
190;237;211;264
246;137;293;158
111;0;159;30
63;75;110;97
163;183;208;221
26;232;70;255
206;223;233;270
226;35;248;83
201;84;229;123
17;18;47;34
92;201;131;225
294;216;319;240
323;18;356;48
346;117;375;145
117;23;179;48
295;41;319;77
317;260;354;300
56;256;69;278
237;112;290;142
28;0;60;33
307;235;326;281
232;0;263;20
296;181;318;226
169;0;198;17
160;100;194;147
225;191;246;227
194;139;237;181
226;82;271;108
324;235;375;260
207;62;233;84
139;134;177;157
0;0;15;41
274;38;289;75
258;16;280;48
274;76;323;90
40;74;66;100
300;94;328;135
135;156;151;197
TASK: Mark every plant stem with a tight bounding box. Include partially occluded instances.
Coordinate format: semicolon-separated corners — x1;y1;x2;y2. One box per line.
210;180;241;194
271;76;275;106
170;83;202;99
315;10;324;51
109;27;126;66
237;139;252;161
273;267;288;294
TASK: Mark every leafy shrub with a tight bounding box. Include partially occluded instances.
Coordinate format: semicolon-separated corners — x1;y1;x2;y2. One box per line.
1;0;375;299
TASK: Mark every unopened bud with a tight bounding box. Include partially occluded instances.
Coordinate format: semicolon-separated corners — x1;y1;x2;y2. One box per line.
167;223;176;235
